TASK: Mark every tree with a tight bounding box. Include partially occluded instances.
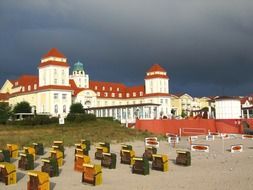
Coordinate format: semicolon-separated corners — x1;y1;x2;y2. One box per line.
0;102;11;124
13;101;31;113
69;103;84;113
181;110;187;118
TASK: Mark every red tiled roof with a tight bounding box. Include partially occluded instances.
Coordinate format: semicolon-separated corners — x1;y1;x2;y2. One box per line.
0;93;9;101
42;48;66;59
143;93;170;97
240;96;253;104
89;80;126;98
10;75;38;95
147;64;166;73
145;74;169;79
89;81;126;91
38;85;73;91
145;64;169;79
70;79;87;96
10;75;74;96
38;61;69;68
13;75;38;88
240;97;248;104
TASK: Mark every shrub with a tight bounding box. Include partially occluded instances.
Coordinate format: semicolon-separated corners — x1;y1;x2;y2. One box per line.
66;113;96;123
69;103;84;113
97;117;114;121
13;101;31;113
8;115;58;126
0;102;11;124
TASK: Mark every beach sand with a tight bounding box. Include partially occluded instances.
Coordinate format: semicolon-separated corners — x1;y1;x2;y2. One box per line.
1;134;253;190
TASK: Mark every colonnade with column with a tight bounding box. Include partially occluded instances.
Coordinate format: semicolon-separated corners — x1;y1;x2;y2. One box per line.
88;105;160;123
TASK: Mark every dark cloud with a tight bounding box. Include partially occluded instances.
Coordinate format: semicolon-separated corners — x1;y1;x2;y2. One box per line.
1;0;253;96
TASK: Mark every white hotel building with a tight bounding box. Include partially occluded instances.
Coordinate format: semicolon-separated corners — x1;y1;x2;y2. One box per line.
0;48;171;123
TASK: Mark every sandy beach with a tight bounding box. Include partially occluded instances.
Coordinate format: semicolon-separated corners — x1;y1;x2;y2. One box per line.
1;135;253;190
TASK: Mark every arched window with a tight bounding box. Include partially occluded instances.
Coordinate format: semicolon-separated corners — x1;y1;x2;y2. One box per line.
63;105;66;113
54;105;58;114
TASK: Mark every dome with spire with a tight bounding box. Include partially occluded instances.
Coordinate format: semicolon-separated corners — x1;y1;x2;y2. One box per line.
73;61;84;72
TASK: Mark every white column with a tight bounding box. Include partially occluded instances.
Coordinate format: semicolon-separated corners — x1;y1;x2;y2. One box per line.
247;109;249;118
120;108;123;123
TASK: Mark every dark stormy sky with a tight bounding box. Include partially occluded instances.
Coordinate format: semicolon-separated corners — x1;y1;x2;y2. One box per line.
1;0;253;97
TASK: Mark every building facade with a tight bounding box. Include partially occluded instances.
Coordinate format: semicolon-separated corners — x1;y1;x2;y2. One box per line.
0;48;172;123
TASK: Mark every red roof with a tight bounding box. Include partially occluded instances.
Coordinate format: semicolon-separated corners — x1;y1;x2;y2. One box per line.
145;64;169;79
13;75;38;87
70;79;87;96
38;85;73;91
0;93;9;101
38;61;69;68
147;64;166;73
145;74;169;79
42;48;66;59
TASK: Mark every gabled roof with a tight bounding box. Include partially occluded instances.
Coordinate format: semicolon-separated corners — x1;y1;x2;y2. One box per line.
173;93;191;98
214;96;240;100
42;48;66;59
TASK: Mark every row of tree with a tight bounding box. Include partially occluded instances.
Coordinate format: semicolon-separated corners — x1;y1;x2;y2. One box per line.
0;101;33;123
0;101;94;125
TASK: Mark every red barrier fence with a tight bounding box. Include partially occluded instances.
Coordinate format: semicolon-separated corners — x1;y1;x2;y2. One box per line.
135;118;247;136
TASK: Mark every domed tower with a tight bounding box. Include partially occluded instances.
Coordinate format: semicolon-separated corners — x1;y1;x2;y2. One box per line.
144;64;169;94
71;61;89;88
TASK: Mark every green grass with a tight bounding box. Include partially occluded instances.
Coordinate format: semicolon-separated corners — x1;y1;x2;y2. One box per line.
0;119;161;149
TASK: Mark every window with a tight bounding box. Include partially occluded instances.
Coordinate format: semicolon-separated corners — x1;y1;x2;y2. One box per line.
140;92;143;96
62;94;67;100
34;84;37;90
102;86;105;90
119;93;122;98
95;86;97;90
54;105;58;114
133;92;136;97
165;99;168;104
110;87;112;91
97;92;100;96
54;93;58;99
54;69;57;75
112;93;115;97
126;93;129;98
117;88;119;92
63;105;66;113
54;79;57;85
160;99;163;104
28;85;31;91
62;79;65;85
104;92;108;97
